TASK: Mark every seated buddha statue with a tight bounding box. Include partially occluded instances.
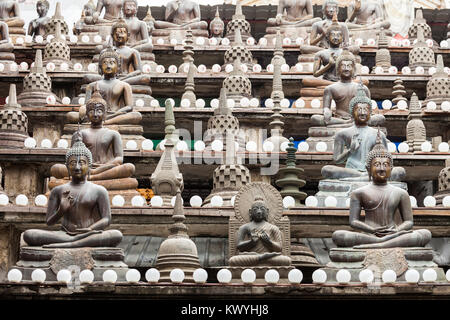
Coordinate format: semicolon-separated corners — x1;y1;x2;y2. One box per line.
74;0;123;40
299;0;349;55
0;21;14;66
24;137;123;248
27;0;50;38
320;87;403;181
209;7;224;41
122;0;155;65
52;89;138;194
345;0;391;39
0;0;25;36
67;47;141;125
310;50;382;127
153;0;208;39
332;139;431;249
229;196;291;267
265;0;321;40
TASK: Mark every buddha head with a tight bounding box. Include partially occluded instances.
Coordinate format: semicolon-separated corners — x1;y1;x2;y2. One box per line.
322;0;339;20
249;196;269;222
366;131;393;183
209;7;224;38
349;84;372;125
336;49;356;80
65;135;93;180
82;0;96;17
123;0;138;18
98;47;121;77
112;19;129;45
86;87;107;125
36;0;49;17
325;12;343;47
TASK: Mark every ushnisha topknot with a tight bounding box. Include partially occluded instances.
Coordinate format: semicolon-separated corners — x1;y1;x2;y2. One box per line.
86;85;107;112
65;133;93;167
37;0;50;10
365;128;393;174
349;81;372;117
98;46;122;74
325;11;341;37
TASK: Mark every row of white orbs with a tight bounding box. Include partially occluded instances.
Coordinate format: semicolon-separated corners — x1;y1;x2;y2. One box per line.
12;34;104;46
7;267;304;285
361;65;450;76
9;267;450;285
0;193;47;207
312;268;450;284
303;195;426;209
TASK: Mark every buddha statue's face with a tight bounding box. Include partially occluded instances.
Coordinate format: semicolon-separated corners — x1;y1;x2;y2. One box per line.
249;203;268;222
327;29;343;46
66;155;90;180
123;1;137;17
210;22;224;37
337;59;355;79
324;2;338;19
113;26;128;44
100;57;118;77
370;156;392;183
84;5;94;17
353;102;371;125
36;2;48;17
87;103;106;125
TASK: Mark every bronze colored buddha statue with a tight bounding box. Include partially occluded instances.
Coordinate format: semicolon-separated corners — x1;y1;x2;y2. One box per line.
68;47;142;126
27;0;50;38
332;139;430;249
24;136;123;248
153;0;208;40
345;0;391;40
122;0;155;65
265;0;321;40
320;88;403;181
0;0;25;37
229;196;291;267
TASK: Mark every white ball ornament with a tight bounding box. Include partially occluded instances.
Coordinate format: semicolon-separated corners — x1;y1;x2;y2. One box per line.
246;141;257;152
426;101;437;111
439;142;450;153
126;269;141;283
415;66;425;75
421;141;432;152
180;98;191;108
240;97;250;107
280;98;290;108
225;64;233;73
212;64;221;73
194;140;205;151
324;196;337;207
441;101;450;111
40;138;52;148
398;142;409;153
360;65;370;74
79;269;94;284
208;37;218;46
193;268;208;284
312;269;327;284
31;269;46;283
62;97;71;105
221;37;230;46
315;141;327;152
157;38;165;45
422;268;437;282
126;140;138;150
15;194;28;206
170;268;185;283
381;100;392;110
156;65;165;73
150;196;163;207
288;269;303;284
401;66;411;75
359;269;374;284
258;37;267;46
336;269;351;284
57;269;72;284
142;64;151;73
211;139;223;151
74;63;83;71
141;139;154;151
195;37;205;46
297;141;309;152
410;196;417;207
405;269;420;284
423;195;436;208
190;195;202;208
305;196;318;207
387;142;397;153
266;64;274;73
249;98;259;107
112;195;125;207
210;195;223;207
295;98;305;108
93;35;102;43
131;195;146;207
195;99;205;108
283;196;295;209
263;140;274;152
35;35;44;43
374;66;384;74
388;66;398;74
264;269;280;284
397;100;408;110
24;137;37;148
34;195;48;207
382;270;397;284
145;268;160;283
102;270;118;283
7;269;22;283
246;37;255;45
81;35;90;43
311;99;321;108
241;269;256;284
150;99;159;107
217;269;232;284
0;194;9;206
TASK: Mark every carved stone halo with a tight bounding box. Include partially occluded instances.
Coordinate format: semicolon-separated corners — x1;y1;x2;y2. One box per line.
234;182;283;224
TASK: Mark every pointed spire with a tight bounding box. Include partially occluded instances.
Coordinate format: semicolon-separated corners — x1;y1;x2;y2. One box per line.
285;137;297;167
54;20;62;42
5;84;20;109
233;0;245;19
168;189;188;238
233;27;243;46
215;6;220;18
181;62;196;107
378;27;388;48
53;2;63;19
409;92;421;113
231;56;243;76
432;54;447;78
415;8;425;23
216;87;232;116
163;98;178;143
271;56;284;101
415;24;425;46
